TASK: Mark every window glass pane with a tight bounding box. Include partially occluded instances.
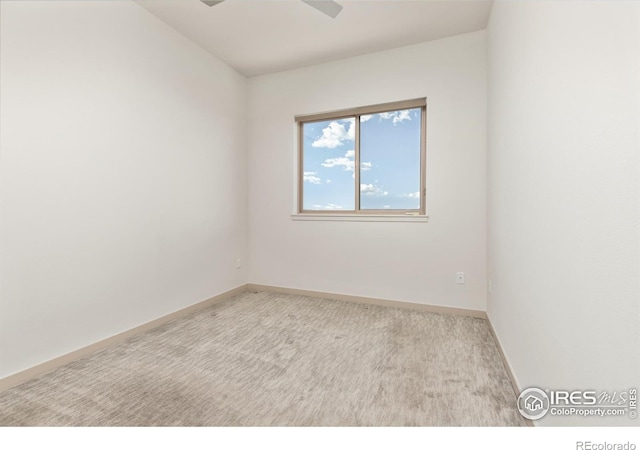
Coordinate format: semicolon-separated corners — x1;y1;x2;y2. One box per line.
302;118;356;211
359;108;421;210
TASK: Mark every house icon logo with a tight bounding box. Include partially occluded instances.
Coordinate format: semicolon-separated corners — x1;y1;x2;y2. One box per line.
525;395;543;411
517;388;550;420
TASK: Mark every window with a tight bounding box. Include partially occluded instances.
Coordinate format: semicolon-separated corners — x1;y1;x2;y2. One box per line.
296;98;426;216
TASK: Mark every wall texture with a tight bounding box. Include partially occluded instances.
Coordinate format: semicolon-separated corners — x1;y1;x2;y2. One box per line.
487;1;640;425
248;31;488;311
0;1;248;378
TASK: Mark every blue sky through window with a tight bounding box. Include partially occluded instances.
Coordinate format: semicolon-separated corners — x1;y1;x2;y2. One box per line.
302;108;421;211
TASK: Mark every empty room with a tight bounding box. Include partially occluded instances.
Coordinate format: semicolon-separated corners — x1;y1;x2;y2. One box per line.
0;0;638;442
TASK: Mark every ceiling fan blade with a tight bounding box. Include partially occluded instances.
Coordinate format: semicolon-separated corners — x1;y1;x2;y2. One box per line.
301;0;343;18
201;0;225;7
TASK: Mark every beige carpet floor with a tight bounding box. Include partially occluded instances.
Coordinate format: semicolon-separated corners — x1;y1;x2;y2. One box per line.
0;291;528;426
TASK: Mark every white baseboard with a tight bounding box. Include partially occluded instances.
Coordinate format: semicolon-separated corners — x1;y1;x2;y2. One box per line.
485;312;533;426
0;284;248;393
247;283;487;318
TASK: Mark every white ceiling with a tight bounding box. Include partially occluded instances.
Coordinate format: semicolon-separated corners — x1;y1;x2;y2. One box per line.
135;0;493;77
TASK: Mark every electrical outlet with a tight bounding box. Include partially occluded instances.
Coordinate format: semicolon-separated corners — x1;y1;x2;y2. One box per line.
456;272;465;284
236;258;241;269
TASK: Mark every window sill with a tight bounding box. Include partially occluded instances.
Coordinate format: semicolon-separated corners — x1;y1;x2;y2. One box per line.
291;214;429;223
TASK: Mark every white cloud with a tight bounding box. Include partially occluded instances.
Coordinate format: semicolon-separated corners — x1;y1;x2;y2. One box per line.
312;204;342;210
322;150;372;173
311;120;355;148
361;184;388;197
345;118;355;141
361;115;372;122
393;110;411;124
383;205;391;209
322;156;354;171
377;110;412;125
326;179;331;184
303;171;322;184
400;191;421;198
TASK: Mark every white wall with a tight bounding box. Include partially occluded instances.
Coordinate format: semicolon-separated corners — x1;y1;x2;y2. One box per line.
0;1;247;378
488;1;640;425
248;31;487;311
